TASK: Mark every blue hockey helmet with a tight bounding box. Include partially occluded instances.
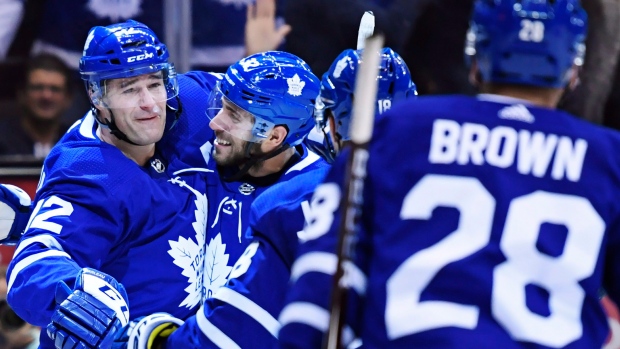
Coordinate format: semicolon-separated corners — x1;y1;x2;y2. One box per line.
312;47;417;161
80;19;178;109
207;51;320;147
465;0;587;88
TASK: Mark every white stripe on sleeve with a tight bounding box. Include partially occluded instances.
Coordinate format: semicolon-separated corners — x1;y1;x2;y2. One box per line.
290;252;337;282
290;252;367;295
7;250;71;292
196;305;241;349
14;234;65;257
212;287;280;337
278;302;356;345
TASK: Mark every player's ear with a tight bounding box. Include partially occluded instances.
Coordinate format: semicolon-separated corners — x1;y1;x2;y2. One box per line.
263;125;288;151
567;64;581;91
469;58;482;87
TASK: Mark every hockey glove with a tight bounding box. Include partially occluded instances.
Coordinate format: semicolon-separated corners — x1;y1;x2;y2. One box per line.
47;268;130;349
113;313;184;349
0;184;32;244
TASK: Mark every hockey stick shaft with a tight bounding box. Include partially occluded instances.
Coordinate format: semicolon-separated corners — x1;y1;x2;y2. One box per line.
356;11;375;50
323;33;384;349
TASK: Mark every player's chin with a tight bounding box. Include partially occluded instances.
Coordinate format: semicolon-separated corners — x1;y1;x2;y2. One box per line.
213;149;243;167
133;129;165;145
212;149;230;164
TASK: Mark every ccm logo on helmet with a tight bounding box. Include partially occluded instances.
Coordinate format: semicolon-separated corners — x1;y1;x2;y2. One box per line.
127;52;154;63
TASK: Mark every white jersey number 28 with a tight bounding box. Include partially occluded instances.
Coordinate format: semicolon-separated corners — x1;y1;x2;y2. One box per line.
386;174;605;348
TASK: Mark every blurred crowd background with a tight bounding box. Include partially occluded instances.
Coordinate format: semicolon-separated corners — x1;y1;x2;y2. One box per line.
1;0;620;163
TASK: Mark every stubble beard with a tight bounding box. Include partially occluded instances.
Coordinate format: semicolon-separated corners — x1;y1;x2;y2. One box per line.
213;137;250;167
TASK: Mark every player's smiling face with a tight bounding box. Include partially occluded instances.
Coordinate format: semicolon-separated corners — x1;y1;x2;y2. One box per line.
209;97;256;167
98;72;168;145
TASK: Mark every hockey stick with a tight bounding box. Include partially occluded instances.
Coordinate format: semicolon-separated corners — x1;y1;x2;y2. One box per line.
356;11;375;50
323;33;384;349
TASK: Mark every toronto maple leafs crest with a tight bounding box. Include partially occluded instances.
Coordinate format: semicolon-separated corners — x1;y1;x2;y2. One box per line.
87;0;143;22
204;233;234;299
167;176;208;309
287;74;306;96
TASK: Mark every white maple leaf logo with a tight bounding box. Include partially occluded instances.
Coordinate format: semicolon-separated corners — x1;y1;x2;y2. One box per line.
287;74;306;97
167;177;208;309
204;233;234;299
87;0;143;22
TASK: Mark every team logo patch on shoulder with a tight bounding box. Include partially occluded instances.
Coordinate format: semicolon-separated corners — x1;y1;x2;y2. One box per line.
239;183;255;195
151;159;165;173
287;74;305;96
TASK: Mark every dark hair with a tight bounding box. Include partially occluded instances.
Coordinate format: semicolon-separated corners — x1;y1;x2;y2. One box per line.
19;53;73;94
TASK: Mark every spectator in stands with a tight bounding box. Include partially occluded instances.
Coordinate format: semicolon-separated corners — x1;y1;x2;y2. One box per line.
0;53;73;159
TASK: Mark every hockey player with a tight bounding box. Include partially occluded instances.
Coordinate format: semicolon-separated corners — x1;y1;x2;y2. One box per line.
3;16;324;348
279;0;620;348
306;47;417;163
5;20;221;349
6;48;325;349
155;51;328;348
115;48;417;349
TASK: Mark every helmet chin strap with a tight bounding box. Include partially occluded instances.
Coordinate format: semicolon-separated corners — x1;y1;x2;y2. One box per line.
223;142;292;182
93;106;141;146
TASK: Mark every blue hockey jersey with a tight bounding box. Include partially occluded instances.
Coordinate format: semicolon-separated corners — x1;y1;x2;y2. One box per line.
164;146;330;348
6;71;218;349
279;94;620;349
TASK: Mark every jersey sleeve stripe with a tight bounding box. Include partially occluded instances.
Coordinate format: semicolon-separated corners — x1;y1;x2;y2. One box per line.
212;287;280;337
278;302;356;346
290;252;337;282
7;250;72;291
14;234;65;256
290;253;367;295
196;305;241;349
